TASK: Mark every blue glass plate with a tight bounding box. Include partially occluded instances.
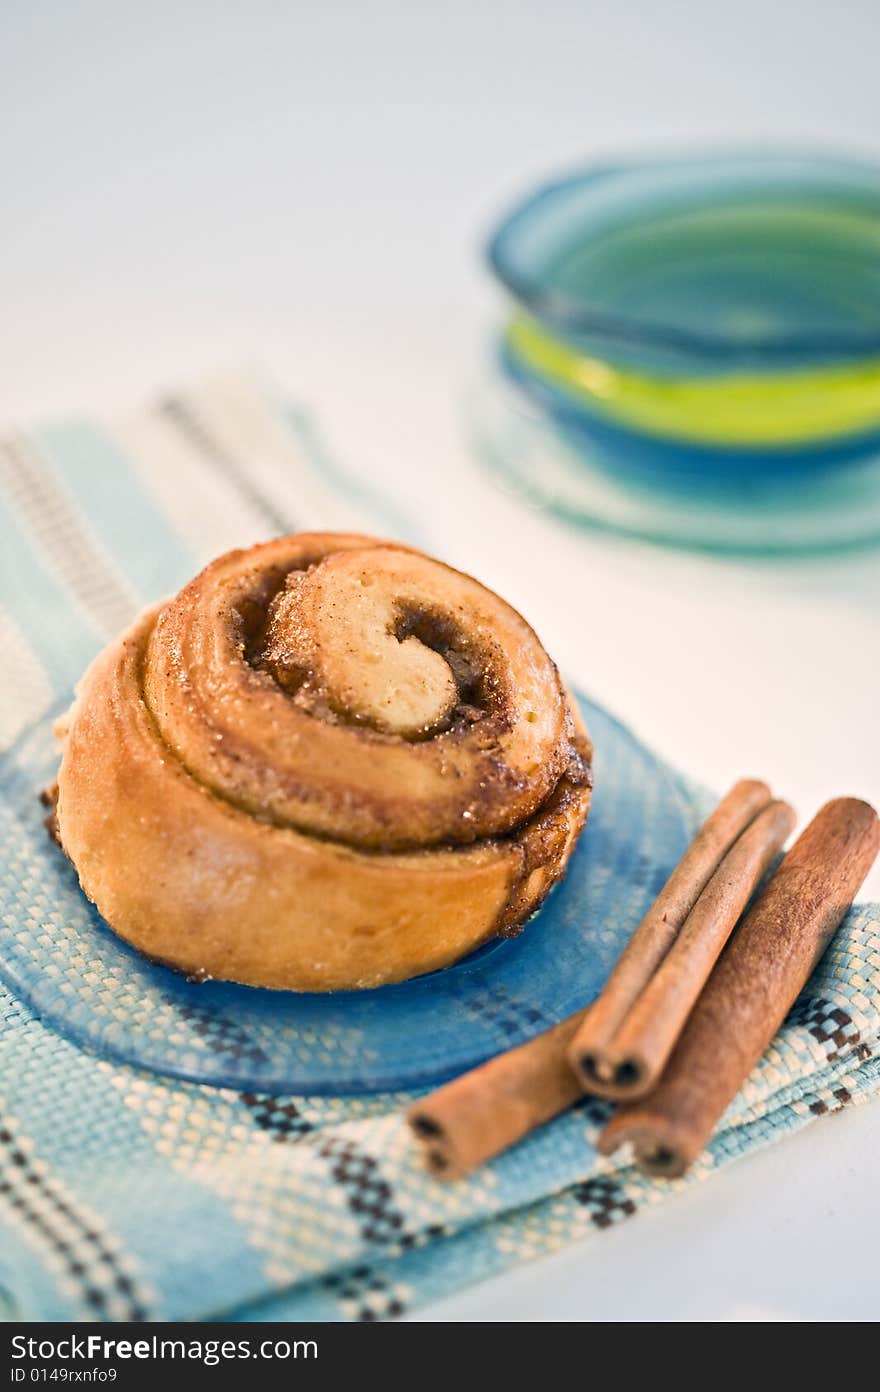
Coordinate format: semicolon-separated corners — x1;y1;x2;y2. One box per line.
472;368;880;556
0;693;696;1095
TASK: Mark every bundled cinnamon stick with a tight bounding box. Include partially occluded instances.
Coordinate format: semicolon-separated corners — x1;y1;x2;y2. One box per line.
568;796;796;1098
408;778;791;1178
599;798;880;1178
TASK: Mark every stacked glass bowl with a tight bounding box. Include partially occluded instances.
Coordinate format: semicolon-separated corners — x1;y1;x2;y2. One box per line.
477;153;880;552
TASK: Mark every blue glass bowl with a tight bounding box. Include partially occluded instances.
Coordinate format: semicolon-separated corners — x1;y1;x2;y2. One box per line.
0;693;698;1096
488;153;880;374
479;152;880;550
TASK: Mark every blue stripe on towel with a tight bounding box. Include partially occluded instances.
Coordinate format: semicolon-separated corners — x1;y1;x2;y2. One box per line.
0;487;102;700
34;422;197;604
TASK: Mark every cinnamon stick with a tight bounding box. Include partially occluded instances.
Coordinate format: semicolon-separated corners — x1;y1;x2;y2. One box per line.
568;779;771;1095
407;1014;585;1180
599;798;880;1178
407;779;780;1179
568;798;796;1098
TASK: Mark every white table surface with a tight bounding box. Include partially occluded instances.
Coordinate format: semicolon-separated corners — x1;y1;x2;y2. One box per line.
3;0;879;1321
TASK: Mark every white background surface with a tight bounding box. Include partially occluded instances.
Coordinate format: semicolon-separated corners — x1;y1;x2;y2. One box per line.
3;0;879;1321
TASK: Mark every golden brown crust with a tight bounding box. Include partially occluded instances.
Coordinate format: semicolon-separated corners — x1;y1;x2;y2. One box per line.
55;534;592;991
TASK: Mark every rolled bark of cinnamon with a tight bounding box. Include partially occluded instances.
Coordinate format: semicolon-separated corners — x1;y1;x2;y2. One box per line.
407;1014;586;1180
599;798;880;1178
407;778;783;1178
568;779;771;1094
568;798;796;1098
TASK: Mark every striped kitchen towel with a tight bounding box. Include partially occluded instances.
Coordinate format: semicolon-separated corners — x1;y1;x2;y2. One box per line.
1;373;879;1322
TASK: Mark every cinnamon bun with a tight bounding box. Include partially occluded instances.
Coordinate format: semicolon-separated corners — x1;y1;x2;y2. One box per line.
54;534;592;990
